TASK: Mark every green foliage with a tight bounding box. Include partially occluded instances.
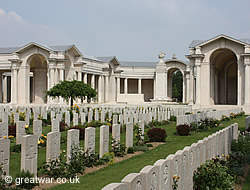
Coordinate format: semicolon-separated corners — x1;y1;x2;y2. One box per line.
18;111;26;121
46;80;96;106
221;115;230;121
60;121;66;132
190;118;220;133
39;156;66;179
100;152;115;165
146;120;170;128
172;70;183;102
10;144;21;153
127;147;134;154
169;115;176;122
147;128;167;142
134;124;145;146
111;138;126;157
176;124;190;136
85;120;104;128
16;170;39;190
231;131;250;154
172;175;180;190
0;165;8;190
193;157;235;190
67;146;85;178
227;151;247;177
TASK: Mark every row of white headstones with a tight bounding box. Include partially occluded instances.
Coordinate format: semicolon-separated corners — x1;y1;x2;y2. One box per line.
0;106;241;184
103;123;239;190
0;119;144;178
176;108;242;126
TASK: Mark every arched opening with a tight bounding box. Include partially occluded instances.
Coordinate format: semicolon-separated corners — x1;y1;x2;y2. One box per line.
210;48;237;105
28;54;48;104
167;68;183;102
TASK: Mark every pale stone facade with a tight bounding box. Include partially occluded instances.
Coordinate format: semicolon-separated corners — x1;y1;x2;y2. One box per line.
0;34;249;112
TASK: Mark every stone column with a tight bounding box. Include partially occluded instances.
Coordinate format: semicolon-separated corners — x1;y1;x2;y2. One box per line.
91;74;95;89
153;76;156;99
183;74;186;103
98;75;104;103
195;58;201;105
50;68;55;88
55;68;59;85
83;73;88;103
211;64;215;104
165;71;168;98
138;78;141;94
90;74;95;103
124;78;128;94
0;72;2;102
238;62;242;106
48;60;56;103
59;69;64;81
244;57;250;105
3;75;7;103
11;68;18;104
83;73;87;84
78;71;82;81
117;77;120;100
186;73;190;103
59;68;64;102
189;66;194;105
110;73;116;103
105;75;109;102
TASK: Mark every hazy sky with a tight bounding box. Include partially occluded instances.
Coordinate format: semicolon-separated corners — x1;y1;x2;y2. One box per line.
1;0;250;61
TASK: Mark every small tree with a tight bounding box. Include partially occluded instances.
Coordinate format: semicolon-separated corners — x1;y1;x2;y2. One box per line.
46;80;96;106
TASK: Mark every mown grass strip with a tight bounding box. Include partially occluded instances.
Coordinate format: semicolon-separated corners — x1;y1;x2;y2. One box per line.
49;116;246;190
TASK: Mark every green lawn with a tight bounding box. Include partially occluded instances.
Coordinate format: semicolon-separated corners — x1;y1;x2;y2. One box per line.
47;116;246;190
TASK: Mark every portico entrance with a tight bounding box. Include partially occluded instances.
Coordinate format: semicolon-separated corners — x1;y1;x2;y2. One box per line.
210;48;237;105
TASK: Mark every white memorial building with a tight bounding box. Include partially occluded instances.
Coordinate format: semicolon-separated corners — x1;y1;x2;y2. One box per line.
0;34;249;112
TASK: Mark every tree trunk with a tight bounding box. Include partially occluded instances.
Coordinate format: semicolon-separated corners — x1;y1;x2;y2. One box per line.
71;98;73;107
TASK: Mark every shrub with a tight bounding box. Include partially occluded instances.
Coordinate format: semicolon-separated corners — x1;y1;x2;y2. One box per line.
221;115;230;121
193;158;234;190
176;124;190;136
134;124;145;146
85;120;103;128
69;126;85;140
8;125;16;137
227;151;247;177
127;147;134;154
16;170;39;190
147;128;167;142
190;122;198;132
231;132;250;154
60;121;66;131
148;120;160;127
162;120;170;125
19;111;26;121
111;138;126;157
10;144;21;153
100;152;115;165
169;115;176;122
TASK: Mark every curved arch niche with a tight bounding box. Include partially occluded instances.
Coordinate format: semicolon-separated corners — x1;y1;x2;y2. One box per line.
210;48;237;105
28;54;48;104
